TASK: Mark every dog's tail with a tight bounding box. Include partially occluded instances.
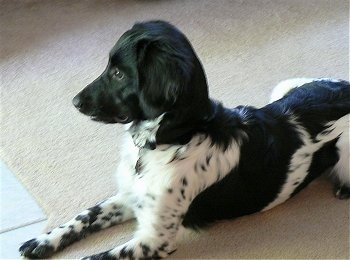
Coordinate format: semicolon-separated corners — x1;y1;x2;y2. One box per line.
270;78;350;199
269;78;348;102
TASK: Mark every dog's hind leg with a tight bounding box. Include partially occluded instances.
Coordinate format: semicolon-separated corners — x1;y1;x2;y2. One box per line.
270;79;350;199
19;194;134;259
332;115;350;199
315;114;350;199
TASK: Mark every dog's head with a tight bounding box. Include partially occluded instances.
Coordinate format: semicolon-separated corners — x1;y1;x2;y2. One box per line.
73;20;212;144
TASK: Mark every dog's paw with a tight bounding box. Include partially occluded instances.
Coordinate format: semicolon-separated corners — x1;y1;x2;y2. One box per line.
19;238;55;259
335;185;350;200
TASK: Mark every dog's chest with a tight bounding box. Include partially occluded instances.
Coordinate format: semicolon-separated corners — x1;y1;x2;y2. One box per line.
115;134;186;198
133;145;186;196
115;133;241;209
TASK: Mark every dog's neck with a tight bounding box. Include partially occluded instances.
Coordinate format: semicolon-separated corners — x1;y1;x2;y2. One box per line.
128;114;165;149
127;100;221;149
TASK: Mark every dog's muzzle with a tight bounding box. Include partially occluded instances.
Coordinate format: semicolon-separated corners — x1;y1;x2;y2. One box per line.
72;94;131;124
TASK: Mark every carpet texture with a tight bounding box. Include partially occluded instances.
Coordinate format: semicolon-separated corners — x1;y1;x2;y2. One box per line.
1;0;349;259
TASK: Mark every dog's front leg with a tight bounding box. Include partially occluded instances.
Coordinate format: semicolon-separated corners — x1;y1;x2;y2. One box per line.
19;194;134;259
82;187;186;260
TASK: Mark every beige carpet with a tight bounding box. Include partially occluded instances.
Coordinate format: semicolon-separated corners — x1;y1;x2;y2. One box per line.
1;0;349;259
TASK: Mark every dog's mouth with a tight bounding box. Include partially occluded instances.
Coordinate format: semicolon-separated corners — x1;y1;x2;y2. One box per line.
90;114;131;124
72;94;135;124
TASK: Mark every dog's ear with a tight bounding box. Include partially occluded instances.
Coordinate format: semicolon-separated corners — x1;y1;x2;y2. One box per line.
136;37;193;114
132;21;212;146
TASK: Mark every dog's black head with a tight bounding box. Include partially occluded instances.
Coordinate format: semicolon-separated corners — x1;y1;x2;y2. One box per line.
73;20;212;144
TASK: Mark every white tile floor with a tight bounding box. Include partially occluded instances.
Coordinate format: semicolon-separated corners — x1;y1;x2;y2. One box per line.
0;161;48;259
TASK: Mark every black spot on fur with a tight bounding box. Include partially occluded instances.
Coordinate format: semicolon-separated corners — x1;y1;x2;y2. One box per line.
135;158;144;174
180;189;186;200
102;216;111;221
152;250;161;259
119;246;129;258
168;147;183;163
89;224;102;233
165;223;175;230
86;205;102;225
144;141;156;150
75;206;102;226
86;251;117;260
206;153;212;165
119;246;134;259
158;242;169;252
141;244;151;257
167;188;173;193
75;214;89;224
58;230;82;251
181;177;188;186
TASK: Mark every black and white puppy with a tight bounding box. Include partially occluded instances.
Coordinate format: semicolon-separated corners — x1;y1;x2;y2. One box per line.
20;20;350;259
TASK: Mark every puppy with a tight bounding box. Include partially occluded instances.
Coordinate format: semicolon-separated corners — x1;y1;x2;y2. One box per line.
20;20;350;259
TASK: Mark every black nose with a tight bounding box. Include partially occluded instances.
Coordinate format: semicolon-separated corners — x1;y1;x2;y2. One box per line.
72;95;83;109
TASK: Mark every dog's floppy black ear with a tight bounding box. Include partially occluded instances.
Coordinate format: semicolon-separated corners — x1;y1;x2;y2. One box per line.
136;35;193;117
133;21;212;146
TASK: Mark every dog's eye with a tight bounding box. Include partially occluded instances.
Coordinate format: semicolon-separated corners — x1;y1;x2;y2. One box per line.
112;68;124;81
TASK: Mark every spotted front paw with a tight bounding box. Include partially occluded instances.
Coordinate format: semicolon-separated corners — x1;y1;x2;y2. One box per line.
82;239;175;260
19;238;55;259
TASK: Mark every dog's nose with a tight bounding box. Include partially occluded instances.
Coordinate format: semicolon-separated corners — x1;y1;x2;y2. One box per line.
72;95;83;109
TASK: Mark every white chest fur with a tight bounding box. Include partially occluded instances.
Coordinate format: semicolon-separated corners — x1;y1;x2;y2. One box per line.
114;132;241;214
